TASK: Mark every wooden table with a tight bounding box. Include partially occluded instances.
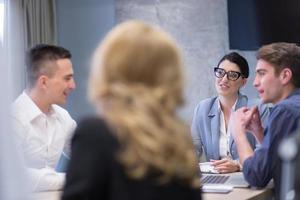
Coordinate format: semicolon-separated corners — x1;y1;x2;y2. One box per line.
31;190;61;200
31;185;273;200
203;186;273;200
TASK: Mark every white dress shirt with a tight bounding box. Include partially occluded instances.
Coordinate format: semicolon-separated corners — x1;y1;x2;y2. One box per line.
11;91;76;192
217;99;237;159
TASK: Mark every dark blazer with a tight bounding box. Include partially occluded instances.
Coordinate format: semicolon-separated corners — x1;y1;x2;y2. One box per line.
191;93;270;161
62;117;202;200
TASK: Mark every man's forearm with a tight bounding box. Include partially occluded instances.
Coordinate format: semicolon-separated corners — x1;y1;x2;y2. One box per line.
27;168;65;191
234;133;254;165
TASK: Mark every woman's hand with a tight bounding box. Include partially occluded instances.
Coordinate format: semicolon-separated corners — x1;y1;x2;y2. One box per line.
210;158;240;173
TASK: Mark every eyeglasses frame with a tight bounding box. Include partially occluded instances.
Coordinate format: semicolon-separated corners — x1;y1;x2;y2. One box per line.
213;67;245;81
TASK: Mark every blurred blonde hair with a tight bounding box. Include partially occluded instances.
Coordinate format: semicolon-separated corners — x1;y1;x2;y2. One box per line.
89;20;200;187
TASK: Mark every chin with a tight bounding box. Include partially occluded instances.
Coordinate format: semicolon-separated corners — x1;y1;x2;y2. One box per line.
56;100;66;106
260;97;271;104
260;99;267;104
217;89;227;95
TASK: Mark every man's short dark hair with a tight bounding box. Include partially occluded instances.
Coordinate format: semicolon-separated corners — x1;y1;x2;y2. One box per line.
26;44;71;88
217;52;249;78
257;42;300;88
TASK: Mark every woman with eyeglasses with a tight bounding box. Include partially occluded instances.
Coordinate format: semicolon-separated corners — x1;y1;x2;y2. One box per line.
191;52;269;173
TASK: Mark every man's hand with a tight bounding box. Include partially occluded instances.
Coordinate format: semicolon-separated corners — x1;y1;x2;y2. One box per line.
229;107;255;165
245;106;264;144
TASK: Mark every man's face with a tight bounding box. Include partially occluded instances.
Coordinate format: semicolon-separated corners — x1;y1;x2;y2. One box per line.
253;59;284;104
45;58;76;105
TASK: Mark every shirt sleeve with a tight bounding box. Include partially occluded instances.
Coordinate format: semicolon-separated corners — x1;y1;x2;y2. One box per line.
62;118;77;159
243;105;298;187
27;168;65;191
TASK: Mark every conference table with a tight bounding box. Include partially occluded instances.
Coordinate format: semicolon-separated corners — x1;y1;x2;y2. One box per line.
31;190;62;200
31;187;272;200
203;186;273;200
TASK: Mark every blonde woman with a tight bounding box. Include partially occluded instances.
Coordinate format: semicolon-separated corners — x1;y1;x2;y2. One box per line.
62;21;201;200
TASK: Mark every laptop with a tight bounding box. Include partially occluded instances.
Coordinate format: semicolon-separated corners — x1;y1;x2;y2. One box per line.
199;162;249;188
201;172;250;188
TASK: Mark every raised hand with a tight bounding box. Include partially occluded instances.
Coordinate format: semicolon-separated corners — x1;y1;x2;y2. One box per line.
229;106;249;139
245;106;264;144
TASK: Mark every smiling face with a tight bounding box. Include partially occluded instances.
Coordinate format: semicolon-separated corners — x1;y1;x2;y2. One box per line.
45;58;76;105
215;59;247;98
253;59;285;104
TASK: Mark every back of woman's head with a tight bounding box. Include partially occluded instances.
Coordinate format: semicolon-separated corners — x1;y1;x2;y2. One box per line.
89;20;199;187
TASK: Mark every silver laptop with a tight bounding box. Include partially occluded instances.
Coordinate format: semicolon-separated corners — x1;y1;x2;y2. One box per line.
201;172;250;188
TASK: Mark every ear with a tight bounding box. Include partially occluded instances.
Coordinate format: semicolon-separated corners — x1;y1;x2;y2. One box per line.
279;68;292;85
241;78;247;87
36;75;49;90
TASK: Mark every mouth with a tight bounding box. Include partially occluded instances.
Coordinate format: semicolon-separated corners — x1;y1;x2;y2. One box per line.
257;89;264;96
63;91;69;97
219;84;229;89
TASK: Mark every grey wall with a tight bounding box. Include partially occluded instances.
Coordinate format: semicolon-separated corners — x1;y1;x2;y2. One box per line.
56;0;115;121
116;0;258;123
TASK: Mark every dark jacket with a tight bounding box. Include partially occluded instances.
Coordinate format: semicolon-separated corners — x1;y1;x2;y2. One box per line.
62;117;202;200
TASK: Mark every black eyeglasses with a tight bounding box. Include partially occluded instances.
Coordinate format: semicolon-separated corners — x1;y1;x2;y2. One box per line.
214;67;244;81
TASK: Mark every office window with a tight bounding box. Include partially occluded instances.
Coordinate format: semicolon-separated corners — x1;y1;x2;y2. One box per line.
0;2;4;44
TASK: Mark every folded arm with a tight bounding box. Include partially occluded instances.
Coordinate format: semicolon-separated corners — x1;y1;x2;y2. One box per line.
27;168;65;191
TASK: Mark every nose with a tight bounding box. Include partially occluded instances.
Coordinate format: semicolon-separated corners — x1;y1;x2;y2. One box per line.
253;75;259;88
69;79;76;90
220;74;229;82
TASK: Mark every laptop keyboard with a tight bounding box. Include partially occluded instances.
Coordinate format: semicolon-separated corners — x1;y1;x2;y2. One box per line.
201;175;230;184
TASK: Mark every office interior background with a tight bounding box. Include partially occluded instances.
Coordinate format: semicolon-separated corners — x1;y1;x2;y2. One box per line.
1;0;300;199
7;0;262;123
56;0;259;122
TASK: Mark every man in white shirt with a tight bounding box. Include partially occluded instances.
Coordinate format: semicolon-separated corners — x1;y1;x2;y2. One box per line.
11;44;76;192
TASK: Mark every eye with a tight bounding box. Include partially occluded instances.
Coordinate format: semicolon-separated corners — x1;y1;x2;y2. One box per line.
257;71;266;76
216;69;225;76
229;72;239;79
64;76;73;81
216;70;223;76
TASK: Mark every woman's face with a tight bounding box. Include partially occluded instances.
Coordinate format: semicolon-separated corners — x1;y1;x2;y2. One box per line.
215;59;247;98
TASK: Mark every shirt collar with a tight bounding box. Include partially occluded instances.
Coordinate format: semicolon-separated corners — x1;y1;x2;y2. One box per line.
286;88;300;99
217;97;238;112
20;91;58;121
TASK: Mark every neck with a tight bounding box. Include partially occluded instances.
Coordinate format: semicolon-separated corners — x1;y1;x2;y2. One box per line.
26;88;51;114
219;93;238;111
275;84;296;104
